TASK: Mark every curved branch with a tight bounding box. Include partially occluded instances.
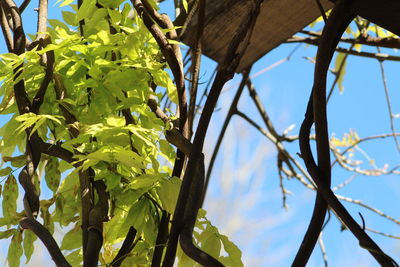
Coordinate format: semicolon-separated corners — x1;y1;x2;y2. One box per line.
180;224;223;267
179;155;223;267
20;217;71;267
162;1;263;266
0;5;13;51
187;0;205;138
295;1;398;266
202;68;251;206
293;1;355;265
111;227;137;267
18;0;31;13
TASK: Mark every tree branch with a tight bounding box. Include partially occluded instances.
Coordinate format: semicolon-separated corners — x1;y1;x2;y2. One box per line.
286;36;400;61
84;179;109;267
162;1;264;266
111;227;138;267
187;0;205;139
296;1;397;265
202;68;251;206
18;0;31;13
20;217;71;267
0;4;13;51
300;30;400;49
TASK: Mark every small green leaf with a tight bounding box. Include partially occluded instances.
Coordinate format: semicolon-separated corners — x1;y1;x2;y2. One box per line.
202;233;222;261
334;53;347;93
8;230;23;267
220;235;244;267
59;0;74;7
0;167;12;176
182;0;188;13
0;229;16;239
62;11;77;26
2;174;18;218
65;249;83;266
156;177;180;214
77;0;96;21
23;230;37;264
61;227;81;251
45;157;61;194
3;155;25;168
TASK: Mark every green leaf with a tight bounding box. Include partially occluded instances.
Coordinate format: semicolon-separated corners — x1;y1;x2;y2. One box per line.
65;249;82;266
182;0;188;13
8;230;23;267
0;229;16;239
45;157;61;194
0;214;23;227
77;0;97;21
3;155;25;168
62;11;77;26
0;166;12;176
2;174;18;218
156;177;180;214
98;0;125;8
159;139;176;162
202;233;222;261
128;174;162;190
61;226;82;251
124;198;147;230
15;113;63;138
219;235;244;267
23;230;37;264
59;0;74;7
334;52;347;93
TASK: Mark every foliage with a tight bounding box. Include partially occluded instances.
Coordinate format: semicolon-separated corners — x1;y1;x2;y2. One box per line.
0;1;242;266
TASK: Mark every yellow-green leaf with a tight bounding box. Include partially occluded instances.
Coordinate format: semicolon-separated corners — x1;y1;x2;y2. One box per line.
0;229;15;239
0;167;12;176
334;53;347;93
8;231;23;267
23;230;37;264
59;0;74;7
156;177;180;214
2;174;18;218
61;227;81;251
45;158;61;194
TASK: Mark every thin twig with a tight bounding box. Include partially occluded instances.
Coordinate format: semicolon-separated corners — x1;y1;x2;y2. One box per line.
335;194;400;225
376;46;400;154
286;37;400;61
318;233;328;267
300;30;400;49
366;227;400;240
235;110;315;188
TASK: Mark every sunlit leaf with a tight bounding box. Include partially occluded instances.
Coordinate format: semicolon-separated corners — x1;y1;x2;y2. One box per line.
0;229;15;239
334;52;347;93
2;174;18;219
8;231;23;267
23;230;37;264
45;157;61;194
61;226;82;251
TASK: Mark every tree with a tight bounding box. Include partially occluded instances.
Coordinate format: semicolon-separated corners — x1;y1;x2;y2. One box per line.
0;0;399;266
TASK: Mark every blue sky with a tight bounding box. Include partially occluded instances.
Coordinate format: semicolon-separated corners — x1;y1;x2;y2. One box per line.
1;0;399;266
